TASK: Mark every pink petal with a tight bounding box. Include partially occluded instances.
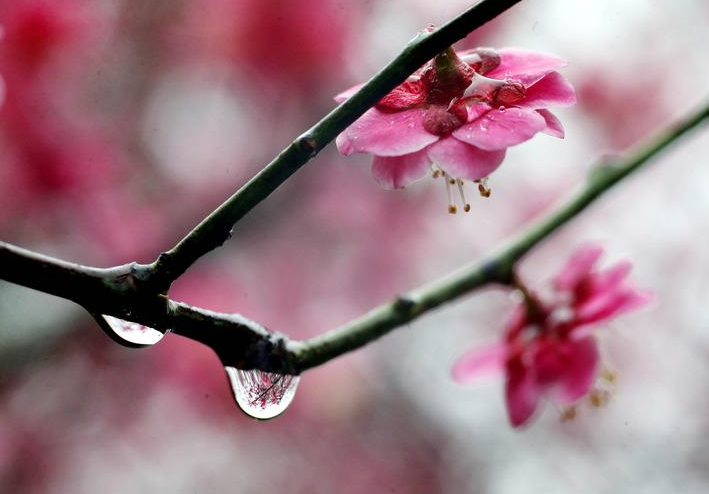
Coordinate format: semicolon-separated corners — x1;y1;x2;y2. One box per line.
427;137;506;180
553;245;604;292
537;109;565;138
518;72;577;109
466;102;493;120
588;261;632;296
452;107;546;151
504;304;529;340
370;148;431;189
452;343;506;384
486;48;568;86
344;107;438;157
575;288;652;326
552;337;599;404
334;83;364;103
505;360;541;427
336;132;355;156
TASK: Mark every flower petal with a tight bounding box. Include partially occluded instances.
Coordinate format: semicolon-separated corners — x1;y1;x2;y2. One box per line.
553;245;604;292
505;359;541;427
486;48;568;86
452;343;506;384
467;102;492;121
536;109;565;138
334;83;364;103
344;107;438;157
518;72;577;108
453;107;546;151
336;132;355;155
588;261;632;296
552;337;599;404
427;137;506;180
370;149;431;189
575;288;652;326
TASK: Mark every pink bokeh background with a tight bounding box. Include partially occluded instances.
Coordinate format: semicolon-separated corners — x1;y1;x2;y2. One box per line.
1;0;709;492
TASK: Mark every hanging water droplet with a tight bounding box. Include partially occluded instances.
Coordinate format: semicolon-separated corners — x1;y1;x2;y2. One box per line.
97;314;165;348
225;366;300;420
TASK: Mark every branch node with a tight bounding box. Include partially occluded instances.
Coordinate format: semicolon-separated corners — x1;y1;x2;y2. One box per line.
480;258;512;285
295;134;318;158
394;294;417;315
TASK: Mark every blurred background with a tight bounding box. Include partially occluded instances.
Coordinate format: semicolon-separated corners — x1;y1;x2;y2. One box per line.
1;0;709;492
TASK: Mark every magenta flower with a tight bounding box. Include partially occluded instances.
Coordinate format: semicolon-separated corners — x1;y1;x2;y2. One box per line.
452;246;652;427
335;45;576;212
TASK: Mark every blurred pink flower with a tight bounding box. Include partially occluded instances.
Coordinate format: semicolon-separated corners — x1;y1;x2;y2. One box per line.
172;0;361;89
452;246;652;427
335;45;575;210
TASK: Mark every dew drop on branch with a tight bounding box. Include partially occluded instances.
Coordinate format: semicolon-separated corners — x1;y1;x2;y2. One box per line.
98;315;165;347
225;367;300;420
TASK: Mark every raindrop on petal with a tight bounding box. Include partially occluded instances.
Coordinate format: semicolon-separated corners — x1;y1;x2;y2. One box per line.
225;366;300;420
97;315;165;348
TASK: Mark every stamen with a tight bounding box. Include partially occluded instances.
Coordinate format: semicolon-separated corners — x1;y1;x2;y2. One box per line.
443;172;456;214
560;406;577;422
432;169;443;179
476;178;491;197
588;390;606;408
601;368;617;384
456;179;471;212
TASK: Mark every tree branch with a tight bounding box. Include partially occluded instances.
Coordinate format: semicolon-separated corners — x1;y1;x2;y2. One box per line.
0;241;288;372
3;100;707;374
142;0;527;290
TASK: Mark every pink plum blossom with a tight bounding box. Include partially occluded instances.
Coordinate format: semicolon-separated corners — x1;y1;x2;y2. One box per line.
335;44;576;212
452;246;652;427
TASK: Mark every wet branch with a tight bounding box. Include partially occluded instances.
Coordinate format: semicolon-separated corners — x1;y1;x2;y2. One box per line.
2;99;707;374
141;0;527;290
0;241;287;372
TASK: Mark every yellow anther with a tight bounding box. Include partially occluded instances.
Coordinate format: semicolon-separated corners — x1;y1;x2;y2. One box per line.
560;406;577;422
589;390;606;408
601;368;617;384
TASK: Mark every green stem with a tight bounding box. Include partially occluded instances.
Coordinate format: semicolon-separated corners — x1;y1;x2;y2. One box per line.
143;0;527;289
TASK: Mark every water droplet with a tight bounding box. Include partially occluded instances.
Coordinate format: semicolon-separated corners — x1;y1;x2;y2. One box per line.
225;366;300;420
498;105;506;112
97;315;165;348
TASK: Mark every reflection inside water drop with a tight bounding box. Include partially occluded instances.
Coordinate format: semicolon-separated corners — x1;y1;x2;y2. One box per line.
98;315;165;347
225;367;300;420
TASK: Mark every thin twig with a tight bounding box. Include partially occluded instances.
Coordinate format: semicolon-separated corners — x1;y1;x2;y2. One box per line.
142;0;527;290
